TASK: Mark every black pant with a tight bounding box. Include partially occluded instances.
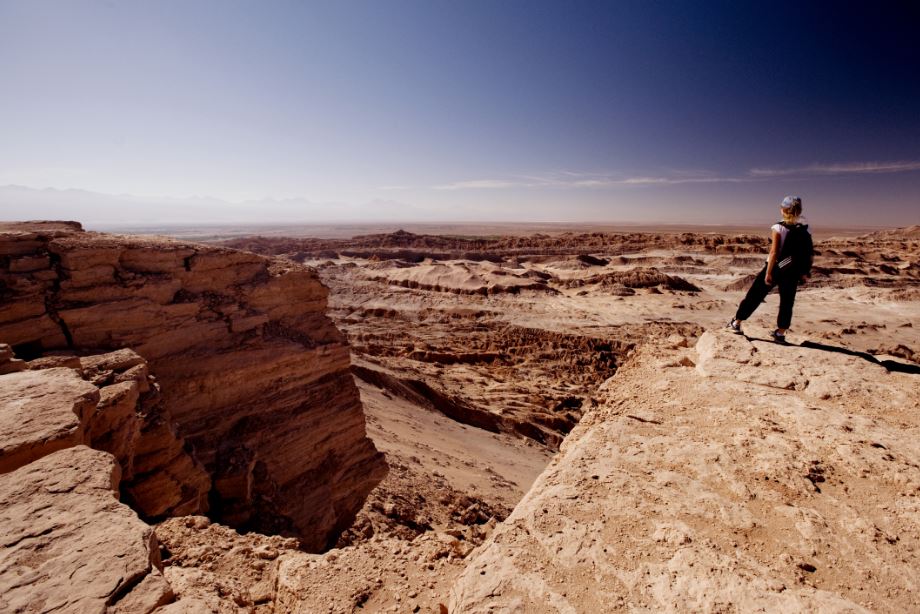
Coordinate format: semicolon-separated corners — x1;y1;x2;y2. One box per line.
734;265;798;329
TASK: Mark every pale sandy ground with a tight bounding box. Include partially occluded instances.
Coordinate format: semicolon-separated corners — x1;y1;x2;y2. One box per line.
157;228;919;612
451;330;920;612
359;380;552;516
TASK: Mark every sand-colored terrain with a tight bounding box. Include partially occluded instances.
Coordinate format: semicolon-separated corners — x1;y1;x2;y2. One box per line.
451;330;920;612
1;223;918;612
199;225;917;612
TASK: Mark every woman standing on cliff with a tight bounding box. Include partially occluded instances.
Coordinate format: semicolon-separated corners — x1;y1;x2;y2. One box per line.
729;196;813;343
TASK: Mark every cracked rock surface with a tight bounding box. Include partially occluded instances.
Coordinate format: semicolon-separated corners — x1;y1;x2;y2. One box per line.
0;446;169;614
450;330;920;613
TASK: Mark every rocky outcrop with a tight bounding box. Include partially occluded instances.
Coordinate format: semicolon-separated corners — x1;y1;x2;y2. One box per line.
0;347;209;512
560;267;702;292
365;260;557;296
450;330;920;612
86;349;211;517
0;446;172;613
221;229;771;261
0;366;96;474
0;357;208;613
0;221;385;550
153;516;302;611
0;342;27;374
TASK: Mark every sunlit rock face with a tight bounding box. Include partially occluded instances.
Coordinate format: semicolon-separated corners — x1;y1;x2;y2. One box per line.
0;221;386;551
0;445;172;614
449;330;920;612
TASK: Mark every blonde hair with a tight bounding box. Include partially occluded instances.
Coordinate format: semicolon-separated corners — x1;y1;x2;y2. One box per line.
781;198;802;223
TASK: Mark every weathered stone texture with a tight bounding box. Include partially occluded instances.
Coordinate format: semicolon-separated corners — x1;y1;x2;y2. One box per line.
0;446;168;613
0;221;385;549
449;331;920;612
0;367;97;473
0;350;209;518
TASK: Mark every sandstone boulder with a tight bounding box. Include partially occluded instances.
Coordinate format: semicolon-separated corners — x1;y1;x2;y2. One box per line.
0;347;210;519
0;367;98;473
0;446;171;613
0;342;28;374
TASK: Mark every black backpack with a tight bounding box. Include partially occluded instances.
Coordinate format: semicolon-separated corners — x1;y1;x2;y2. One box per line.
776;222;813;277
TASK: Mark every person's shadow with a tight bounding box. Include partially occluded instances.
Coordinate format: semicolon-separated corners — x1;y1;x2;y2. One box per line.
743;335;920;375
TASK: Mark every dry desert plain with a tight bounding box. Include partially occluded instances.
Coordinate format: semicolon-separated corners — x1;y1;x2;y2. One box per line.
1;221;919;613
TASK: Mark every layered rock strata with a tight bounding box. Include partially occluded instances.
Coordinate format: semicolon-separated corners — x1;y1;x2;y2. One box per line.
0;352;216;612
0;221;385;550
450;330;920;612
222;228;774;261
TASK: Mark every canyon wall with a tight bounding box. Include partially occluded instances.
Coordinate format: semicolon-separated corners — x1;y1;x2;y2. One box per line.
0;221;385;551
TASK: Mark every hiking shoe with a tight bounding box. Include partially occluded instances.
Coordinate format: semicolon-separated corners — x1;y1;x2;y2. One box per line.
728;319;743;335
770;329;787;344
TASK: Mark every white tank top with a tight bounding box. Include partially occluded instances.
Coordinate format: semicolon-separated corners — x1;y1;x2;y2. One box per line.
770;223;790;252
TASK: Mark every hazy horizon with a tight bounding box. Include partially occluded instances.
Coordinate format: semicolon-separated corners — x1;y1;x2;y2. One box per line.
2;1;919;226
1;184;911;232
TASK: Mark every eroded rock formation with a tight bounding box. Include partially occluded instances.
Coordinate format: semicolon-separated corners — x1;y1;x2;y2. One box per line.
221;228;773;262
3;221;917;612
208;224;918;612
0;221;385;550
0;348;208;517
449;330;920;612
0;446;172;613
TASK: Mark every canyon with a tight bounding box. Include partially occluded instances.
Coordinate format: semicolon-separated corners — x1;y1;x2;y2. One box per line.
0;221;386;551
1;221;918;612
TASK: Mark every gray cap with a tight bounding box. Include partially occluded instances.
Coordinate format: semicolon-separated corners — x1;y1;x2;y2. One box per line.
781;195;802;210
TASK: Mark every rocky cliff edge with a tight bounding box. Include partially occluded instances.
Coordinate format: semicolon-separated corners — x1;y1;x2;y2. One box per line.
0;221;386;551
450;329;920;612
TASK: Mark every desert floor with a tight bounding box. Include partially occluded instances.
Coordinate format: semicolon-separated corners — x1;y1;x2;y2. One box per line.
153;226;919;613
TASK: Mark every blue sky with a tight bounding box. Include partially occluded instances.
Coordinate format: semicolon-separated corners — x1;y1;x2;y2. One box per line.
1;1;918;226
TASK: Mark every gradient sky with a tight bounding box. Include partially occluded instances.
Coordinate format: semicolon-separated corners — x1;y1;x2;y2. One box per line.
1;0;919;226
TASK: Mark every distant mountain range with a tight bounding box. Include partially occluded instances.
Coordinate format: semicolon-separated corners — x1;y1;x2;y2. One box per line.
0;184;421;226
